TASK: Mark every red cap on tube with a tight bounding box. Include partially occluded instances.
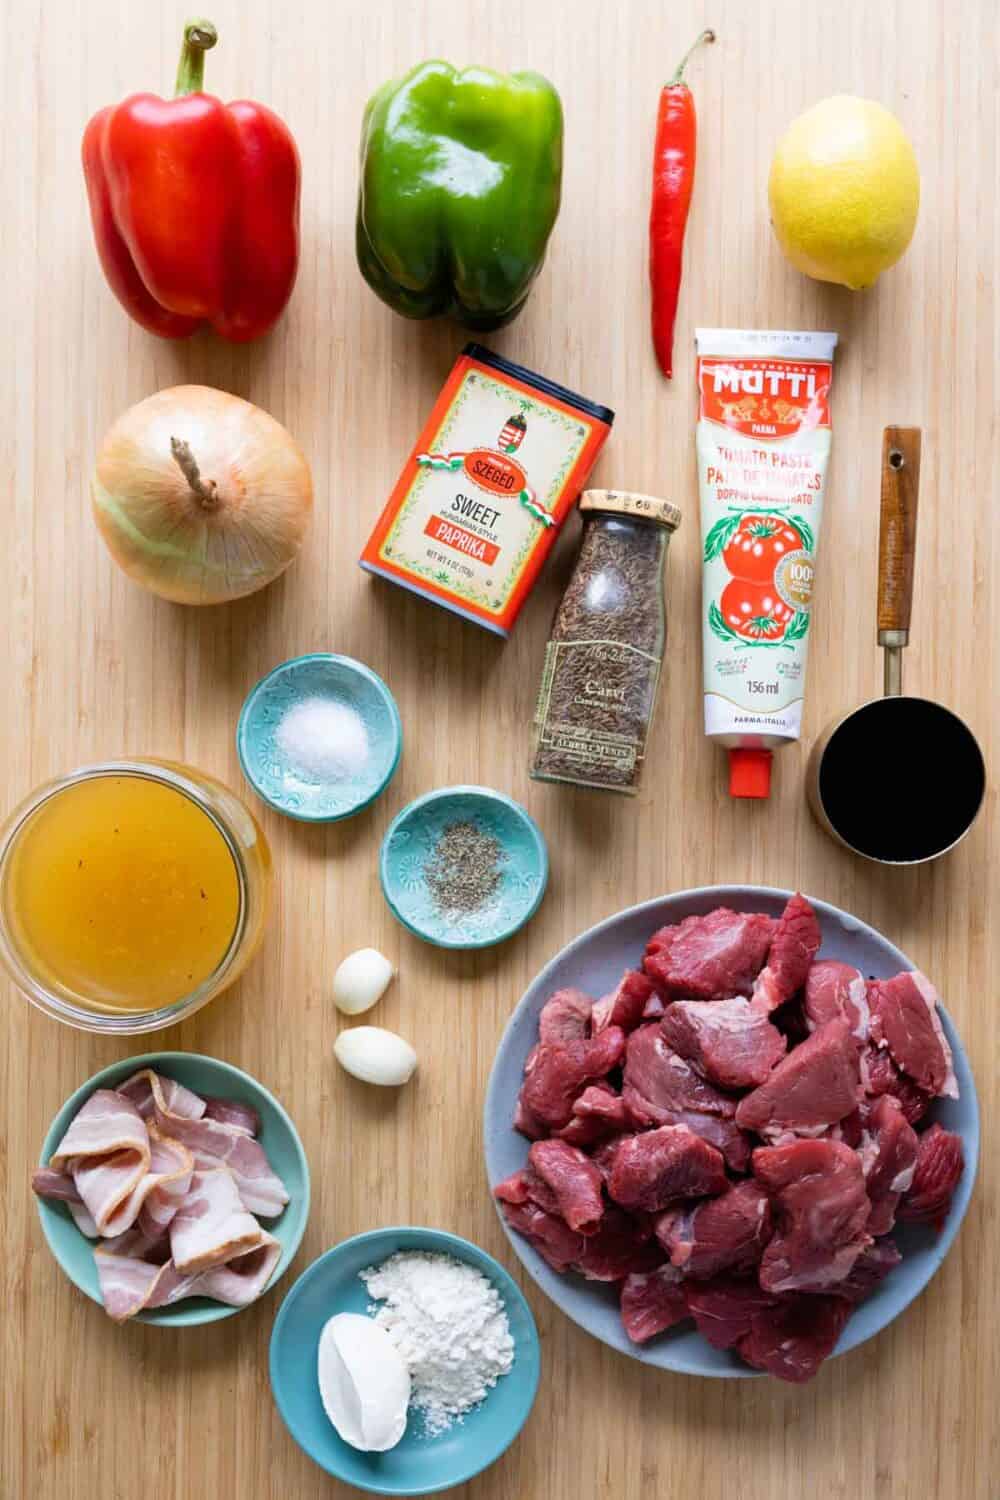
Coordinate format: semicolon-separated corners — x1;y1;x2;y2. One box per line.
729;748;773;799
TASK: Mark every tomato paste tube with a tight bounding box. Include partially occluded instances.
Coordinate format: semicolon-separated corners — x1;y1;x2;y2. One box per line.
695;328;837;798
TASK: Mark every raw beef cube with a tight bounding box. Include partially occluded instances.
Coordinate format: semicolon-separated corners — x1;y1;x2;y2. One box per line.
830;1239;902;1302
897;1123;965;1231
633;1107;751;1174
497;1200;585;1273
620;1266;690;1342
519;1026;626;1131
623;1024;738;1122
751;893;822;1013
868;972;958;1098
660;997;787;1090
538;988;594;1045
753;1139;871;1293
592;970;655;1034
493;1166;560;1217
556;1085;630;1146
737;1294;852;1384
685;1277;778;1350
656;1180;772;1279
514;1091;546;1140
804;959;870;1041
589;1138;624;1183
828;1108;863;1149
735;1019;860;1139
860;1044;933;1124
643;908;776;1000
608;1125;727;1213
858;1095;919;1235
528;1140;605;1235
575;1208;663;1281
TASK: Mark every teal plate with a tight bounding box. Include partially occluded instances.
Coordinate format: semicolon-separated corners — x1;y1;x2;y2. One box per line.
237;653;402;823
269;1227;540;1495
380;786;548;949
36;1051;310;1326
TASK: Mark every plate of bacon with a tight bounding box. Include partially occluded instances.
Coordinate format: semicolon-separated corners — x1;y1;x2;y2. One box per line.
484;887;977;1382
32;1052;309;1325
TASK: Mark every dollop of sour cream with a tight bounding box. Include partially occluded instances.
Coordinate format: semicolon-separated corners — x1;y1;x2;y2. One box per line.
317;1312;411;1452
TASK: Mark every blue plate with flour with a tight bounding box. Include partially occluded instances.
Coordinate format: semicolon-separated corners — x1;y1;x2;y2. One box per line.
237;654;402;822
269;1226;540;1495
380;787;548;949
484;886;978;1378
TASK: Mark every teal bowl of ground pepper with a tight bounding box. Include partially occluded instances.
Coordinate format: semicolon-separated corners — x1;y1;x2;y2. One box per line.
379;787;548;950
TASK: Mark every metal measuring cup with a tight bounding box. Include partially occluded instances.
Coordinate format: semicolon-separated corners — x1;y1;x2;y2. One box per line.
807;427;986;864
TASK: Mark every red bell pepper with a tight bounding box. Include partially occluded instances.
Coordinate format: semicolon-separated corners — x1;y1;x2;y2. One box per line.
82;19;300;342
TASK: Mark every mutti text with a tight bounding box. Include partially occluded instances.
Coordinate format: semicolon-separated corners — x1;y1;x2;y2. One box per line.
710;366;818;399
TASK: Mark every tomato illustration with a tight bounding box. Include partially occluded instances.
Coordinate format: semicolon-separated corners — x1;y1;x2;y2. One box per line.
719;578;795;641
722;514;806;583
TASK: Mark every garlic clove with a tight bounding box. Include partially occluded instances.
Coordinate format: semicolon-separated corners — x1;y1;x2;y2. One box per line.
334;1026;417;1087
333;948;395;1016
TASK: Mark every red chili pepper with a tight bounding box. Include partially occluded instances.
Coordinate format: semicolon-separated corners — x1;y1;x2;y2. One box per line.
649;29;715;379
82;19;300;343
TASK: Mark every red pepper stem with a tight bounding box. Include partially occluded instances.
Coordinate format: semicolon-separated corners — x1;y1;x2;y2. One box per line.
173;18;218;96
666;28;715;88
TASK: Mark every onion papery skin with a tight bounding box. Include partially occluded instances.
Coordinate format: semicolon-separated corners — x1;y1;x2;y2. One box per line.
91;385;313;605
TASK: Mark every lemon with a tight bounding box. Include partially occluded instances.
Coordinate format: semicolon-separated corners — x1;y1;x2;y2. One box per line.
768;96;919;289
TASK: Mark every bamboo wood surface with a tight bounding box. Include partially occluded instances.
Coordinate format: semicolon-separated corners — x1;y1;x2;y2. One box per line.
2;1;997;1497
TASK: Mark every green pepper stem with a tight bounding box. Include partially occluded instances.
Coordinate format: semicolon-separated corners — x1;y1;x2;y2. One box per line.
667;28;715;87
174;18;218;96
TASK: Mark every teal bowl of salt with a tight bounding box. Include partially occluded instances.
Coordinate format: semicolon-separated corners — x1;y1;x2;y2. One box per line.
237;654;402;822
380;786;548;949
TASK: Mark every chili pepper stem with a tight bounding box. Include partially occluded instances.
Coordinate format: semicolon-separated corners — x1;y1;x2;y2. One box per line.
171;437;219;509
174;18;218;96
667;28;715;87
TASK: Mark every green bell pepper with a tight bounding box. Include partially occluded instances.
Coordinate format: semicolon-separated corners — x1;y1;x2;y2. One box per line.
356;60;563;331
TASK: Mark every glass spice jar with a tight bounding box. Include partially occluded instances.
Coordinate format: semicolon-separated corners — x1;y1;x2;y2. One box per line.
530;490;681;794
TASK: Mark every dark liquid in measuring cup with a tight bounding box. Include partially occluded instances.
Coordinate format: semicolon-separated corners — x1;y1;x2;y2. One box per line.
818;697;985;862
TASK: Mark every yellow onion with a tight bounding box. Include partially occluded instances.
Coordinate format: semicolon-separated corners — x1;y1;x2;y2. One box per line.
92;385;313;605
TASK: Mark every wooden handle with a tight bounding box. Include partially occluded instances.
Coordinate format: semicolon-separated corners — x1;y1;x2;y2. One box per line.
877;426;922;637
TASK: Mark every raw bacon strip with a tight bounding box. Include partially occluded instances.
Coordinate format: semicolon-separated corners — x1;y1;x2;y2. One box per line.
72;1124;192;1239
49;1088;149;1171
203;1098;261;1136
177;1234;281;1306
136;1128;195;1238
149;1109;290;1217
117;1070;207;1122
31;1167;81;1203
49;1090;151;1236
95;1232;281;1320
169;1168;264;1275
69;1203;100;1238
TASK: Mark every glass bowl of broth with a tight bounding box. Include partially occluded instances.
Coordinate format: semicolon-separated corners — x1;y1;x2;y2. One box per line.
0;760;272;1033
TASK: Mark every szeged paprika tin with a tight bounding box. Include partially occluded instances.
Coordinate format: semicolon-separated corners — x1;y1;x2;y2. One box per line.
360;344;614;636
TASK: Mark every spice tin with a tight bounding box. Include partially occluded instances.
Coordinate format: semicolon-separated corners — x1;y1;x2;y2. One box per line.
530;490;681;794
360;345;614;637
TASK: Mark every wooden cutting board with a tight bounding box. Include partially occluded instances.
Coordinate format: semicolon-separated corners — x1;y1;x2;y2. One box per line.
2;1;996;1496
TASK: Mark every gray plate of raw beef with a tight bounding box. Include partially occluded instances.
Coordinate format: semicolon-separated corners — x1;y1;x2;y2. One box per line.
484;886;978;1381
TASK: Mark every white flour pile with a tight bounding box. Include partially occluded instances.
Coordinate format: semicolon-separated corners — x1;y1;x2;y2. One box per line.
360;1251;515;1437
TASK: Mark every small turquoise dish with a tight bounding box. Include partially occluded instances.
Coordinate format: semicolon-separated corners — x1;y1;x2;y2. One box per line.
380;786;548;949
237;653;402;822
269;1226;540;1496
36;1051;310;1326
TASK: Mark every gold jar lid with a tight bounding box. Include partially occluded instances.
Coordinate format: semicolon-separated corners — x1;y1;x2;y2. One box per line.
579;489;682;530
